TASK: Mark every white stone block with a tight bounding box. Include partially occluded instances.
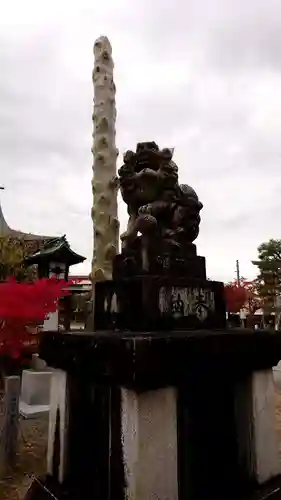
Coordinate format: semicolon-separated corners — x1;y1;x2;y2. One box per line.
21;369;52;406
235;369;281;485
252;370;280;483
47;369;70;484
121;386;178;500
19;401;50;419
44;310;58;331
31;353;47;371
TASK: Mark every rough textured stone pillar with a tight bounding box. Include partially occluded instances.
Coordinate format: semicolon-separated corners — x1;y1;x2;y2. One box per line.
91;35;119;283
89;35;119;330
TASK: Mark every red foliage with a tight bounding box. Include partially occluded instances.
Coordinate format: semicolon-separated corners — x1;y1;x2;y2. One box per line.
224;278;260;314
0;277;72;359
224;283;248;313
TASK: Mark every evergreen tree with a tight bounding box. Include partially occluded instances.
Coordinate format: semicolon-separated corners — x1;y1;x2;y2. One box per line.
0;236;38;282
252;239;281;313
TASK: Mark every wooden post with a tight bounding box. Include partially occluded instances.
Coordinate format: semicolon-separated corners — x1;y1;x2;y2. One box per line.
0;375;21;474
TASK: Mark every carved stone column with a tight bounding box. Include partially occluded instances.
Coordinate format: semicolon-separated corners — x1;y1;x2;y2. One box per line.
91;35;119;283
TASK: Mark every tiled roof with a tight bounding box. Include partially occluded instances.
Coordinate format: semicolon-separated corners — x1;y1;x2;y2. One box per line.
25;235;86;266
0;199;55;240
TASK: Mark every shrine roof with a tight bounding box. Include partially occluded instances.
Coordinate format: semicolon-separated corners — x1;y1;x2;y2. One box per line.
0;199;54;241
25;235;86;266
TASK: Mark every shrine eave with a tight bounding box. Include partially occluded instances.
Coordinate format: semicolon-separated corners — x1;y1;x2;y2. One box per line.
0;200;54;241
25;235;86;266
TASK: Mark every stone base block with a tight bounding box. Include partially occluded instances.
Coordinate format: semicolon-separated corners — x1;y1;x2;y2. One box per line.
23;476;281;500
23;330;281;500
21;369;52;406
121;386;178;500
113;251;207;280
95;276;226;331
19;401;50;419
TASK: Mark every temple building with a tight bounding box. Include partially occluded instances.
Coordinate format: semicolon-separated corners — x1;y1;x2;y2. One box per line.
0;194;85;270
0;194;55;252
25;235;86;280
0;195;88;330
25;235;86;331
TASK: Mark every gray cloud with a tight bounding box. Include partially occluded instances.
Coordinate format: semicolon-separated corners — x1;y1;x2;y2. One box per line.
0;0;280;280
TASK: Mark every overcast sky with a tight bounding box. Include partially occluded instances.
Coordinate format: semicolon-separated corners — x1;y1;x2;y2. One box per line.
0;0;280;282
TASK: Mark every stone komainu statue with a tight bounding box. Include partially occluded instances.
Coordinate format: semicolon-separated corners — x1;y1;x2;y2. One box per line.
118;142;203;261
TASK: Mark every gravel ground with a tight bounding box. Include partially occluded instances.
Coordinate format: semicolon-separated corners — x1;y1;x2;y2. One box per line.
0;408;48;500
275;388;281;460
1;388;281;499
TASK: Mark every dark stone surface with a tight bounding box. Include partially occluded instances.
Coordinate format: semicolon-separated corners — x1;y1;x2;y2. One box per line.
178;371;241;499
24;382;124;500
52;408;60;483
118;142;203;276
24;477;60;499
39;329;281;391
23;474;281;500
24;329;281;500
241;476;281;500
246;477;281;500
62;379;123;500
95;276;225;332
113;244;206;280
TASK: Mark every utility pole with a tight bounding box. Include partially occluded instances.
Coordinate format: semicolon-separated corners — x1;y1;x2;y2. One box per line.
236;259;240;287
236;259;246;327
275;290;281;331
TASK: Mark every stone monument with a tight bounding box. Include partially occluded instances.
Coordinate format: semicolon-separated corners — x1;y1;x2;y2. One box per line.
95;141;226;331
24;51;281;500
25;141;281;500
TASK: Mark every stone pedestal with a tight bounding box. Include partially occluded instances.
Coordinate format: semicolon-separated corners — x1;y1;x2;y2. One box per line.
95;276;226;331
249;371;280;483
121;386;178;500
20;369;52;419
24;330;281;500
